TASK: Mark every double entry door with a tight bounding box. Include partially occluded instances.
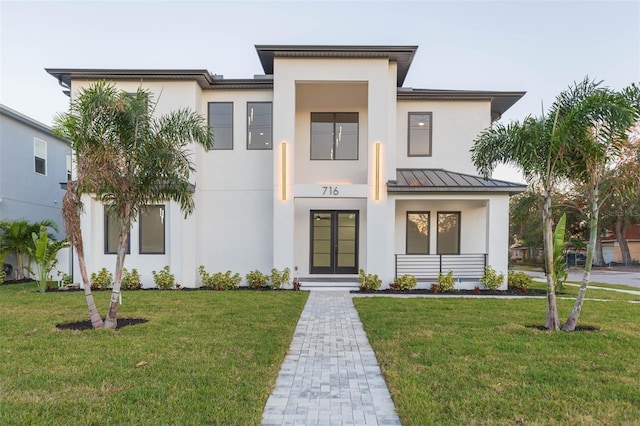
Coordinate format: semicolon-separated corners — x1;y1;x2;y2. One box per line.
310;210;359;274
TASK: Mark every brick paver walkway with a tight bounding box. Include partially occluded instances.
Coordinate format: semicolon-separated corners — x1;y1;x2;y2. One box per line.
261;291;401;426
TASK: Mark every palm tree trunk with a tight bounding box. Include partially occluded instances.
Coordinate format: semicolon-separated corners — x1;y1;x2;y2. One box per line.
62;186;103;328
542;189;560;330
103;207;129;329
563;185;598;331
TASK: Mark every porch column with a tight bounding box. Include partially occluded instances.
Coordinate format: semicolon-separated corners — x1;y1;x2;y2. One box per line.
486;195;509;288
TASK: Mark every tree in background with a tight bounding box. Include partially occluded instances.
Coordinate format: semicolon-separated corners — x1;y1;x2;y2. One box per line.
0;219;59;280
54;81;213;329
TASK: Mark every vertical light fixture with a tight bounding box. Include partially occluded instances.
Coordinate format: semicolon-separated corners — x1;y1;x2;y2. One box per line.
281;142;287;201
375;142;381;201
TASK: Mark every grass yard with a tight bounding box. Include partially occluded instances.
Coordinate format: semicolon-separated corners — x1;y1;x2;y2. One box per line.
0;282;308;425
354;288;640;425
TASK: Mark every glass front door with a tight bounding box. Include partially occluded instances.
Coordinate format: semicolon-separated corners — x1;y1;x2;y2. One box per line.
310;210;359;274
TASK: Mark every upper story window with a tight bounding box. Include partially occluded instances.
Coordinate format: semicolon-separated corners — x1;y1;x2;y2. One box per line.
139;205;165;254
408;112;432;156
406;212;430;254
311;112;358;160
208;102;233;150
247;102;272;150
34;138;47;175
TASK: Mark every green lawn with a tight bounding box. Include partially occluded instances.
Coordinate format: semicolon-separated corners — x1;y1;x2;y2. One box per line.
354;289;640;425
0;282;308;425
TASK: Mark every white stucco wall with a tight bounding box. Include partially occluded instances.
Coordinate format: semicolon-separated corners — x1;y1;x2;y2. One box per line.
395;101;491;175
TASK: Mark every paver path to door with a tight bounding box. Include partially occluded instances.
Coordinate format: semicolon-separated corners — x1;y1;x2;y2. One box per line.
261;291;401;426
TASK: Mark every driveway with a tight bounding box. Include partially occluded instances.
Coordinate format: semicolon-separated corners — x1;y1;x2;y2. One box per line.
519;268;640;288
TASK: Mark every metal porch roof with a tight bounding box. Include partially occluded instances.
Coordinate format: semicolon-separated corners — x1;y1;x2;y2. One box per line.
388;169;526;194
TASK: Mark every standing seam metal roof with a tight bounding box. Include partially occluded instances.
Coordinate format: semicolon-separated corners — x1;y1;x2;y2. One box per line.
388;169;526;194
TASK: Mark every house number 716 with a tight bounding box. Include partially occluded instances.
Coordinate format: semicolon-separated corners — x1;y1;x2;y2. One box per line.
322;186;339;196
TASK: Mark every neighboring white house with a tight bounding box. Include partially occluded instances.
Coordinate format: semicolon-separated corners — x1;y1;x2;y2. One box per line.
47;45;526;289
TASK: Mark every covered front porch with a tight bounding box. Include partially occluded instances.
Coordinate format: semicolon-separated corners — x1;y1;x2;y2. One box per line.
388;169;525;290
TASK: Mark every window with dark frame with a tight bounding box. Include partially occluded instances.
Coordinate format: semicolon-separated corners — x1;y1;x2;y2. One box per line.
406;212;430;254
34;138;47;175
247;102;272;150
208;102;233;150
310;112;358;160
139;205;165;254
104;207;130;254
408;112;432;156
437;212;460;254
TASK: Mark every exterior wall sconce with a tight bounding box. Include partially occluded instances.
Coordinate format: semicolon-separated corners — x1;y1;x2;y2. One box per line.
375;142;381;201
281;142;287;201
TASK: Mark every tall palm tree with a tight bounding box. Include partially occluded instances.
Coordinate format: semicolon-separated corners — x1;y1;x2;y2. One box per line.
472;115;572;329
54;81;214;329
557;80;638;331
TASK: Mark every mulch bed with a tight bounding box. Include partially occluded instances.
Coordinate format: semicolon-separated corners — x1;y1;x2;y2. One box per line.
56;318;149;331
352;288;549;296
525;324;600;332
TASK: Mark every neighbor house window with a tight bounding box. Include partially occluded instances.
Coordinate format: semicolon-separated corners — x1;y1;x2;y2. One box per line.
139;205;165;254
208;102;233;150
34;138;47;175
406;212;430;254
437;212;460;254
104;207;130;254
247;102;272;150
66;155;72;181
311;112;358;160
408;112;432;156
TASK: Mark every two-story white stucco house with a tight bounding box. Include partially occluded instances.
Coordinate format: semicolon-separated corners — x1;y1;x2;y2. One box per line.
47;45;526;289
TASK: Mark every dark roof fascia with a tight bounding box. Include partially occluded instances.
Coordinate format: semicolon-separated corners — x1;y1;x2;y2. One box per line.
60;181;196;192
0;104;69;145
255;45;418;86
397;88;526;121
388;168;527;195
46;68;216;90
46;69;274;92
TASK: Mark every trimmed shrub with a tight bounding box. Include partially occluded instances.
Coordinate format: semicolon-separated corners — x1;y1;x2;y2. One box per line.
508;271;532;293
270;267;291;290
480;265;505;290
245;270;268;288
199;266;241;290
437;270;455;292
395;274;417;291
358;269;382;290
121;268;142;290
152;266;176;290
90;268;112;290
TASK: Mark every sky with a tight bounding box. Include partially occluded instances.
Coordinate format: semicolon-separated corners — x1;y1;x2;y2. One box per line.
1;0;639;182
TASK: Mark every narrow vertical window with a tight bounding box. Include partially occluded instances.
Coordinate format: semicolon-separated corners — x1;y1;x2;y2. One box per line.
406;212;430;254
139;205;165;254
408;112;432;156
34;138;47;175
247;102;272;150
104;207;130;254
208;102;233;150
437;212;460;254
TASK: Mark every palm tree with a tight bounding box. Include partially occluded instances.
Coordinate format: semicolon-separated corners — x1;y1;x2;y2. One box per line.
472;115;572;329
558;80;638;331
0;219;58;280
54;81;213;329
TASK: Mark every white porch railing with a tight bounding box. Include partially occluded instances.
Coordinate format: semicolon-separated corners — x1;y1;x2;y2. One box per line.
395;254;487;280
